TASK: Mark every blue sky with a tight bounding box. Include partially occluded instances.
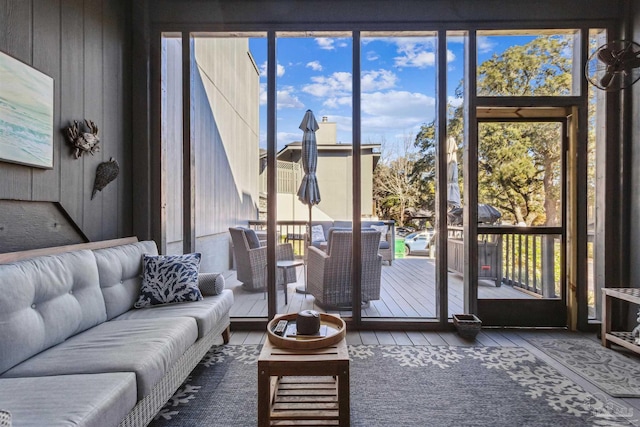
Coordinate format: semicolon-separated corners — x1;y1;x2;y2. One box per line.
248;34;539;154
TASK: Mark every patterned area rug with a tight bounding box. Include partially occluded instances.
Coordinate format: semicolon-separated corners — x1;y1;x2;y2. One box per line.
148;344;636;427
528;338;640;398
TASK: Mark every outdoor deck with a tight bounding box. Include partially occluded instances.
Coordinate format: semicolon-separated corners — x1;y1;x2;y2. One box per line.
228;255;535;319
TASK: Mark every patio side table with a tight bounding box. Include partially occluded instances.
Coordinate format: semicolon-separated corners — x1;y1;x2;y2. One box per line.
263;259;305;305
602;288;640;355
257;337;350;426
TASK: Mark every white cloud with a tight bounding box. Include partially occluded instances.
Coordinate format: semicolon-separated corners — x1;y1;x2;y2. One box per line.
366;50;379;61
447;96;463;108
315;38;335;50
259;83;267;105
260;83;304;109
395;50;436;68
322;96;351;109
277;131;301;145
302;71;352;98
361;69;397;92
259;61;285;77
306;60;323;71
277;87;304;109
477;36;495;53
361;90;436;132
388;38;456;69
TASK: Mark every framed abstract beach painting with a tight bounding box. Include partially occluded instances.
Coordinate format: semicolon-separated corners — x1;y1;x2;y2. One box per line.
0;50;54;169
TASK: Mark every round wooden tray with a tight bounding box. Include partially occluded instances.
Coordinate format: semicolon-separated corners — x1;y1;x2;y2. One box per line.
267;313;346;349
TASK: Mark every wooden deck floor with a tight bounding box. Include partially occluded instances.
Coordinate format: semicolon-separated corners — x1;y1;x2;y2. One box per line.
228;256;534;318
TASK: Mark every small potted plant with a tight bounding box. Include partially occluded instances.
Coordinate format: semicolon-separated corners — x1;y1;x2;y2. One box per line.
453;314;482;340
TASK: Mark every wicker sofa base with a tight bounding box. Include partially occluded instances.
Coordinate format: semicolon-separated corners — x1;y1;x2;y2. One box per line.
119;314;230;427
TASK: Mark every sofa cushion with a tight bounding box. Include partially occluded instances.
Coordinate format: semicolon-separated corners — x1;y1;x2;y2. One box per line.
1;317;198;400
0;250;106;374
0;373;136;427
134;253;203;308
93;241;159;319
369;224;388;242
334;220;352;229
311;224;326;243
115;289;234;339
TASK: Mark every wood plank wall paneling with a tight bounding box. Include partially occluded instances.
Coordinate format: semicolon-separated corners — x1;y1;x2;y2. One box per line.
0;0;132;251
0;1;33;199
32;0;62;201
60;0;86;227
0;200;86;252
82;0;104;241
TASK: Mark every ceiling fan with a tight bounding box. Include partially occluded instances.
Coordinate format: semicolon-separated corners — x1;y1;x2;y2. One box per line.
585;40;640;91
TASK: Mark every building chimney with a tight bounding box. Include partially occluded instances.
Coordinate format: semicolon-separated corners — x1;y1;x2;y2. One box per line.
322;116;328;122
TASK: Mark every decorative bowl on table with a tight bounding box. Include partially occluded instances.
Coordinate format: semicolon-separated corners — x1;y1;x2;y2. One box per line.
267;313;346;349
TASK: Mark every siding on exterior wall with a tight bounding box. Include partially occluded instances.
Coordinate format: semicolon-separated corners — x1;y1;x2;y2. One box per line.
160;36;260;271
0;0;131;251
192;37;261;272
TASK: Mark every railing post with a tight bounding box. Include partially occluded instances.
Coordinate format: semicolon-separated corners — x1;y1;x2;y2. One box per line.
542;235;555;297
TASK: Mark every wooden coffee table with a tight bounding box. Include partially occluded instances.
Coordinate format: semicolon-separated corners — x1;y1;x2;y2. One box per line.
257;337;350;426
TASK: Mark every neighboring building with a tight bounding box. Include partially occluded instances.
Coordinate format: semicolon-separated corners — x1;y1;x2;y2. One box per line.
260;117;381;221
162;37;260;271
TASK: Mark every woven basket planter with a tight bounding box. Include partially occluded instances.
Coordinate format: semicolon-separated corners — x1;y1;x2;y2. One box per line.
453;314;482;340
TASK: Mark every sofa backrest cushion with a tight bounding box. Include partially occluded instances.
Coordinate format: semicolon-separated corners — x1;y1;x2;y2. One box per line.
0;249;106;374
93;241;158;320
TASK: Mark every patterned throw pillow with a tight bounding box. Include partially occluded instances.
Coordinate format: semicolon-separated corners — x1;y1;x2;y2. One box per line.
311;225;326;243
134;253;203;308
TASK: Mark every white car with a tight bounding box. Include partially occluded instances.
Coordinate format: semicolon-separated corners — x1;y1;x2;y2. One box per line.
403;230;435;256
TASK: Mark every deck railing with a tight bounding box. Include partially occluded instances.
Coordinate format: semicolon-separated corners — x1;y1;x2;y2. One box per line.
478;226;563;298
446;226;562;296
248;220;308;257
259;161;302;195
246;220;562;296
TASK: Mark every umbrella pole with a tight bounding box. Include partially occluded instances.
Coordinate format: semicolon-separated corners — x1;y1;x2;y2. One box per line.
296;204;312;295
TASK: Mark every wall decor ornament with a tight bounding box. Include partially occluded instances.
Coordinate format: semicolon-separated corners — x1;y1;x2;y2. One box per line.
0;50;54;169
92;157;119;200
65;119;100;158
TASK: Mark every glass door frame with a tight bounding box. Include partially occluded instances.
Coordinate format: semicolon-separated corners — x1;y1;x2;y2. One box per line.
473;111;569;327
149;27;606;331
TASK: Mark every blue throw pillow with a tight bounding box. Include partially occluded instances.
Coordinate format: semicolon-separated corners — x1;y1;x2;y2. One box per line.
243;228;261;249
134;253;203;308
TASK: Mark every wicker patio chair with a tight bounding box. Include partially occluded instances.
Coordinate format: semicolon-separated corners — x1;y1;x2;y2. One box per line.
306;229;382;309
229;227;297;292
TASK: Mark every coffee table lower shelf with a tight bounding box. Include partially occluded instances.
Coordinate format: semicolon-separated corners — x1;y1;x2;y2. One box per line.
258;338;350;427
269;376;341;425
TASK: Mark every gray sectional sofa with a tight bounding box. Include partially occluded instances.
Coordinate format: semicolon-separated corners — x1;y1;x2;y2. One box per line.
0;238;234;427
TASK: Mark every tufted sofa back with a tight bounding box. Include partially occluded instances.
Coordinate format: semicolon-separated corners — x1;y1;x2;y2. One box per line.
0;250;107;374
93;241;158;319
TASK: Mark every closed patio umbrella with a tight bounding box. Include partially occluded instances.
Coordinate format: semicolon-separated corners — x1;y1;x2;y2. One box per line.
297;109;321;209
296;109;320;294
447;136;461;209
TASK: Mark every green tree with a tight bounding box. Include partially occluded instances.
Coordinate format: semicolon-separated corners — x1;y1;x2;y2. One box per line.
413;35;570;226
